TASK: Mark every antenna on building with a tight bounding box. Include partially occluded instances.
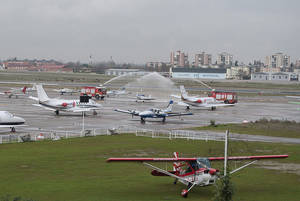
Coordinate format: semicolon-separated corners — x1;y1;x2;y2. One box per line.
89;54;93;66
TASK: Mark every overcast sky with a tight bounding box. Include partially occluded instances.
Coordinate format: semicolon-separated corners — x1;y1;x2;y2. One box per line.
0;0;299;64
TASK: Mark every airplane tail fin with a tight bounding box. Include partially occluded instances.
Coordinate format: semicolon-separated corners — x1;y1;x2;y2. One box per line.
165;100;174;112
179;85;188;99
22;86;27;94
36;84;50;102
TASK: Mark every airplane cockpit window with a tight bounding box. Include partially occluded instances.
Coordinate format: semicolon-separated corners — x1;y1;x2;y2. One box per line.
196;158;211;169
4;111;13;118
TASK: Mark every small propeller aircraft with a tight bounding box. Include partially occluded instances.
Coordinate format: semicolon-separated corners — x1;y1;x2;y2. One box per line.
114;100;193;123
107;133;288;198
172;85;234;110
0;86;28;98
136;93;156;102
107;87;128;97
0;111;26;132
29;85;102;115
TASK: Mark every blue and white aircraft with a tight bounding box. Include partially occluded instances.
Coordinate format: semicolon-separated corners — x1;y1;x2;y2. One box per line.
114;100;193;123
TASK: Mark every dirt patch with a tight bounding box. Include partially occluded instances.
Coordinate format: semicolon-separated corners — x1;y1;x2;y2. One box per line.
256;161;300;175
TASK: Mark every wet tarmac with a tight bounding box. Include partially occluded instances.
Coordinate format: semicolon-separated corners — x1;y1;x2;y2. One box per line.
0;85;299;136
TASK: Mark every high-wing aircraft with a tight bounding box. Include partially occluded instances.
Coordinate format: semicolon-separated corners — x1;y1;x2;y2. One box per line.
107;88;127;97
0;111;26;132
172;85;234;110
136;94;156;102
108;133;288;198
114;100;193;123
53;88;78;95
29;85;102;115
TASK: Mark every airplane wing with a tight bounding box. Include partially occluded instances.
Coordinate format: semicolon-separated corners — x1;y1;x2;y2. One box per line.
170;94;181;99
178;101;190;107
67;107;95;112
29;96;39;101
32;104;56;111
208;155;288;161
114;109;140;116
107;155;288;162
0;125;27;128
202;103;235;108
107;157;198;162
166;112;193;117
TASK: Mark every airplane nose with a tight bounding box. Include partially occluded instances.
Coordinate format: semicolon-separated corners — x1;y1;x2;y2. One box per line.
16;117;25;124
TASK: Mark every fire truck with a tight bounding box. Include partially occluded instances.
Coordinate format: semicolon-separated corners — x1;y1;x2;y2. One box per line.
208;90;238;104
80;86;107;100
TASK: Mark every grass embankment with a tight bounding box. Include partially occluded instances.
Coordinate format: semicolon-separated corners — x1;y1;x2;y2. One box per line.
190;119;300;138
0;71;113;84
0;134;299;201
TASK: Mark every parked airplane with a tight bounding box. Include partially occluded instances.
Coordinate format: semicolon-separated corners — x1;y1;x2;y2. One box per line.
0;111;25;132
0;86;27;98
107;134;288;197
29;85;102;115
53;88;78;95
136;94;156;102
172;85;234;110
107;88;127;97
114;100;193;123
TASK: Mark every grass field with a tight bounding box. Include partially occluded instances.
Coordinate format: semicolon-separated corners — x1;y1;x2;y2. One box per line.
189;119;300;138
0;134;299;201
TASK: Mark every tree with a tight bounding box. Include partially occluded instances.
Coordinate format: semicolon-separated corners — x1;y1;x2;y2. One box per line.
214;174;234;201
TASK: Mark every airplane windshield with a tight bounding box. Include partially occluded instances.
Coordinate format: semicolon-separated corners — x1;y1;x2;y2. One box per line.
196;158;211;168
4;111;13;118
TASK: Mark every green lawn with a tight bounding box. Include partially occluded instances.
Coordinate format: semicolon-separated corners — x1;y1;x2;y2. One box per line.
0;134;299;201
190;119;300;138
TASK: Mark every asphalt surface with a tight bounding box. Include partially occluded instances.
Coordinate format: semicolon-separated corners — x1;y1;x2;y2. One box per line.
0;85;299;143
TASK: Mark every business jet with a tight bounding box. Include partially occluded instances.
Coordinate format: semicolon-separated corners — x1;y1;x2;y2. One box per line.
0;111;25;132
29;85;102;115
172;85;234;110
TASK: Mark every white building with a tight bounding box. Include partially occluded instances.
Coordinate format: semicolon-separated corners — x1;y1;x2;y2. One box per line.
170;67;226;79
251;72;298;81
105;69;145;76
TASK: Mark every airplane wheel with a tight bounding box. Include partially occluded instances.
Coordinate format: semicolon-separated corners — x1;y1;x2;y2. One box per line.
11;127;16;132
186;106;190;110
140;118;145;124
181;189;188;198
93;110;97;115
55;110;59;115
162;117;166;123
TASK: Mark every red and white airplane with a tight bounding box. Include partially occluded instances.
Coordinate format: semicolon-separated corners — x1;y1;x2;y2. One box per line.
172;85;234;110
107;135;288;198
0;86;28;98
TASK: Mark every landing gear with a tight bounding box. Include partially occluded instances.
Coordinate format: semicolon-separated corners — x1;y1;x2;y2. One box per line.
11;127;16;132
211;106;216;111
181;189;188;198
55;110;59;115
93;110;97;115
95;94;100;100
140;117;145;124
162;117;166;123
186;106;190;110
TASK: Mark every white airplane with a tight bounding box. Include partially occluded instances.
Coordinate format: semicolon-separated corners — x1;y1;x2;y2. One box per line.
115;100;193;123
136;93;156;102
107;88;127;97
172;85;234;110
0;111;26;132
53;88;78;95
0;86;27;98
29;85;102;115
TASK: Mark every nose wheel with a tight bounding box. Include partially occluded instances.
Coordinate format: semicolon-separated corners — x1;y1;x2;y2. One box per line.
181;189;188;198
